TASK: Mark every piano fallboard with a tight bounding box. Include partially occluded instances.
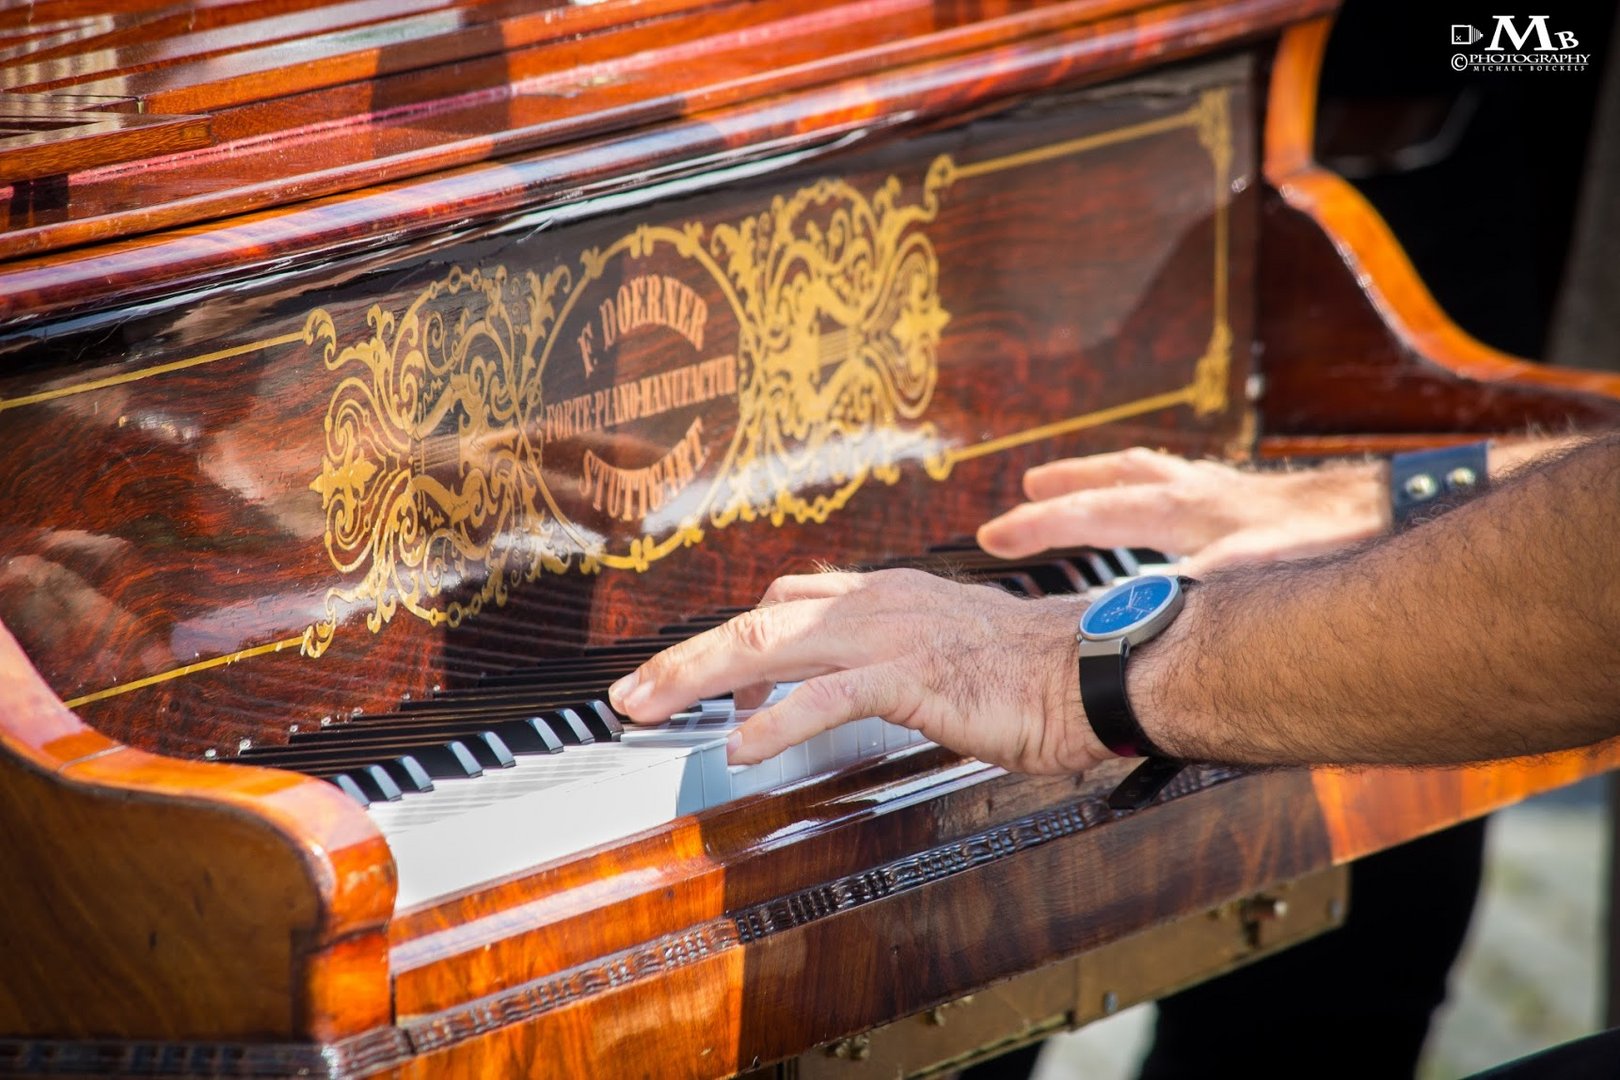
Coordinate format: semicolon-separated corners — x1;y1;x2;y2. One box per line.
1;56;1255;759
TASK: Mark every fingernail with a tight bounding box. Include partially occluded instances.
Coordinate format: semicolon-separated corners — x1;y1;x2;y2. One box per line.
609;671;639;710
726;729;742;764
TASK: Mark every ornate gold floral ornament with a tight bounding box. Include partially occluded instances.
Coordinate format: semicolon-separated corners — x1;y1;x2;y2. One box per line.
303;170;953;656
302;267;575;658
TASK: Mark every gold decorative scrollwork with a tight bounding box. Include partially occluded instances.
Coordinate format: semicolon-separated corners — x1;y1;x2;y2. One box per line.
710;163;952;530
305;171;951;654
303;266;574;657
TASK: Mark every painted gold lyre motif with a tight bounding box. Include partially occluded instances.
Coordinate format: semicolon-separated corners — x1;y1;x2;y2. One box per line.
710;164;951;532
304;168;952;655
303;267;575;658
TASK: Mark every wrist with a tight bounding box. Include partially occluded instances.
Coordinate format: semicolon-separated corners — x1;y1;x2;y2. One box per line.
1121;585;1199;760
1036;598;1115;770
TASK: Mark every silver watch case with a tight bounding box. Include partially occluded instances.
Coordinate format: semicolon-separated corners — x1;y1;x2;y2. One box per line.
1076;574;1187;652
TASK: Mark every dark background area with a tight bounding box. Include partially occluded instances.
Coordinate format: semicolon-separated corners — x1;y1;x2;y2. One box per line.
1316;1;1617;360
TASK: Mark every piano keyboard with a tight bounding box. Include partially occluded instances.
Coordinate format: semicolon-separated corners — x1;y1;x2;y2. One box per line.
238;546;1168;908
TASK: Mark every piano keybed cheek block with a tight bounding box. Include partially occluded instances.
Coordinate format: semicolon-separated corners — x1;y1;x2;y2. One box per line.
3;4;1620;1078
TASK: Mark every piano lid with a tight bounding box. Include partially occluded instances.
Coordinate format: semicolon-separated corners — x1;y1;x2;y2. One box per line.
0;0;1332;300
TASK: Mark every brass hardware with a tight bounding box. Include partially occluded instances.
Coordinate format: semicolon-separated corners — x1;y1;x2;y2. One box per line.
1239;893;1288;948
826;1034;871;1061
796;865;1348;1078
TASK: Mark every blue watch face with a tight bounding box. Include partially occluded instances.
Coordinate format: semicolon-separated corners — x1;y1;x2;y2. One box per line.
1081;575;1177;638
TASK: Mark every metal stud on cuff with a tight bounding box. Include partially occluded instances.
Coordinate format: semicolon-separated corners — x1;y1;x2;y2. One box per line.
1389;442;1490;529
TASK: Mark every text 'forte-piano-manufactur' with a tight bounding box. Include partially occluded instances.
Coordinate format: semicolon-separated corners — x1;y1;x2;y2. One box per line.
2;2;1620;1076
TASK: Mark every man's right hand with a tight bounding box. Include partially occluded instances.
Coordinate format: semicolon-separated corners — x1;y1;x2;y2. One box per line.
976;447;1390;574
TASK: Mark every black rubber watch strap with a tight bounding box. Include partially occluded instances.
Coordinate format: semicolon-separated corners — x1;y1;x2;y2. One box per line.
1079;643;1169;759
1107;757;1187;811
1080;641;1186;811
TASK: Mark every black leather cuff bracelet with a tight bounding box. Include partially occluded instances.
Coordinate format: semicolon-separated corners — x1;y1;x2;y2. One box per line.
1389;442;1490;530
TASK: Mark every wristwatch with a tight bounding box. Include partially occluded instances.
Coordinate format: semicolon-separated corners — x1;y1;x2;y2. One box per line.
1077;573;1192;809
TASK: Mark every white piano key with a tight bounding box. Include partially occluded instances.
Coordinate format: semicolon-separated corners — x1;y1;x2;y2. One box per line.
694;741;731;808
855;716;885;756
378;740;716;908
1110;547;1143;576
775;740;810;784
728;750;783;798
829;722;859;766
803;728;836;774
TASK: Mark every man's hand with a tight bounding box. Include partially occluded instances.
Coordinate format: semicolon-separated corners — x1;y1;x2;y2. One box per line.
976;448;1388;574
608;569;1113;773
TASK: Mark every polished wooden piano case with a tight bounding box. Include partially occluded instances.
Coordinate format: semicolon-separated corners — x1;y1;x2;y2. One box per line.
3;2;1619;1076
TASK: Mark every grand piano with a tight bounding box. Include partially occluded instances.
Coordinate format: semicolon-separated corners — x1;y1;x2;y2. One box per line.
4;2;1620;1076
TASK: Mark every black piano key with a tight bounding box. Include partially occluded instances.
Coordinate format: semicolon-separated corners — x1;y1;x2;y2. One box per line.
465;731;516;768
306;756;435;794
317;715;563;756
1069;550;1119;586
334;765;404;803
1012;560;1087;594
296;728;516;770
990;572;1040;596
544;708;595;745
1127;547;1168;567
392;740;484;778
575;699;624;741
327;774;371;808
398;688;626;720
1099;548;1139;577
245;740;483;779
489;716;566;754
380;756;436;793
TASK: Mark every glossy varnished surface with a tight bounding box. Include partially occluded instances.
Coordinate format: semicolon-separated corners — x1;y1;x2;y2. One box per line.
0;63;1255;759
8;2;1620;1076
0;0;1325;269
0;621;393;1042
1257;17;1620;435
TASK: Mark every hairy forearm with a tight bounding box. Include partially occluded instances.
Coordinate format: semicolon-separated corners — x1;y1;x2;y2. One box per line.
1132;435;1620;767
